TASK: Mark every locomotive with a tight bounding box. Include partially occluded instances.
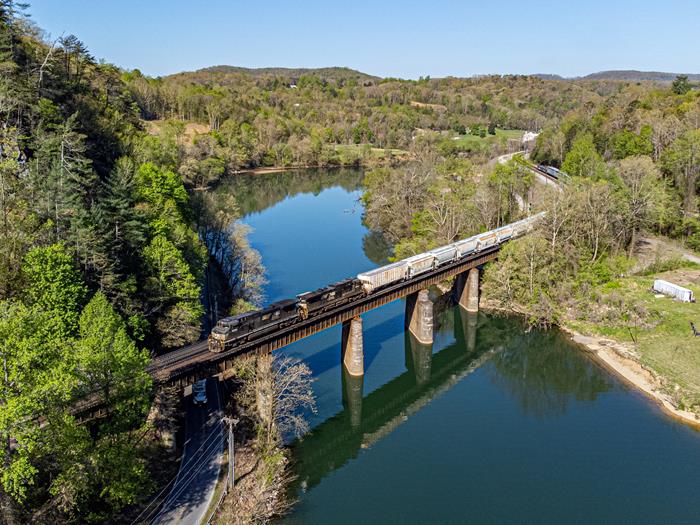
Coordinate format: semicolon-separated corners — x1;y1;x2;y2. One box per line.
536;164;568;181
207;213;543;353
207;279;364;352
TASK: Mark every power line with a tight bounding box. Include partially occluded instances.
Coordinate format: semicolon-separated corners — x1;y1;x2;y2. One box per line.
129;421;224;525
148;428;226;524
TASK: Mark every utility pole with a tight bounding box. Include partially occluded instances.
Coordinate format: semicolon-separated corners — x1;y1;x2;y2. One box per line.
224;417;239;491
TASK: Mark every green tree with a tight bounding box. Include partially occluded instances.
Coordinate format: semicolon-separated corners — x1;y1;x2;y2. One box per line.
562;133;606;179
22;243;87;337
60;292;152;518
143;235;203;346
0;301;81;504
612;125;653;159
672;75;691;95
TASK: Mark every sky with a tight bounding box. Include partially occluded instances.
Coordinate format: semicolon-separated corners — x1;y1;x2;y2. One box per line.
25;0;700;79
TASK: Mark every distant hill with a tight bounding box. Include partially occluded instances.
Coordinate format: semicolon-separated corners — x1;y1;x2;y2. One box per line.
169;65;379;84
166;65;698;85
579;70;700;82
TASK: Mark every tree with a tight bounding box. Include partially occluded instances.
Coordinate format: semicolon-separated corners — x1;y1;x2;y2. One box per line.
662;130;700;216
562;133;606;179
74;292;151;422
254;355;316;448
672;75;691;95
0;126;36;300
92;157;148;307
612;125;653;159
487;159;532;227
616;156;669;255
32;115;95;243
22;243;87;337
62;292;152;518
0;301;80;505
143;235;202;346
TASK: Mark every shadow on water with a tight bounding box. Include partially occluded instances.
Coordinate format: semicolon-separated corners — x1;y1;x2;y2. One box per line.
288;306;614;495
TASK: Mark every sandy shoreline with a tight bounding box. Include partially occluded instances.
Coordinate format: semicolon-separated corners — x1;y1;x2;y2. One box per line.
479;301;700;429
563;327;700;429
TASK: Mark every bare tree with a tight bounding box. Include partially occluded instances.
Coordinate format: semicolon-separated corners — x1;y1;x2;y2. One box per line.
255;355;317;448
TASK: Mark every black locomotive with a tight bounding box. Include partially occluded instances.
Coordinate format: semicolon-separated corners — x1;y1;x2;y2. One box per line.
208;278;364;352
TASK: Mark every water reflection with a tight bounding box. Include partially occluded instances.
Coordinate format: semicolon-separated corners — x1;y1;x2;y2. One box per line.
212;167;365;216
487;320;613;419
361;229;393;266
291;307;487;491
290;308;616;495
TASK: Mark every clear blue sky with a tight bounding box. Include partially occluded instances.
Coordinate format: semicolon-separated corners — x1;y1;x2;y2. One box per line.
25;0;700;78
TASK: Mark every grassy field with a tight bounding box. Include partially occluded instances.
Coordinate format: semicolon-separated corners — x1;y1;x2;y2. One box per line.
450;128;524;147
568;265;700;409
334;143;409;161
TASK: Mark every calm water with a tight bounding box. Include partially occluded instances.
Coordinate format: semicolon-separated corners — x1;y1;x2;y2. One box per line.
216;168;700;524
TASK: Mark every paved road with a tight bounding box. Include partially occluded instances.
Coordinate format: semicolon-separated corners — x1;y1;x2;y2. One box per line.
152;378;224;525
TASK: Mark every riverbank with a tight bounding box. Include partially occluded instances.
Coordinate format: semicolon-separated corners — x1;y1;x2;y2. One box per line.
563;327;700;429
481;264;700;429
211;357;303;525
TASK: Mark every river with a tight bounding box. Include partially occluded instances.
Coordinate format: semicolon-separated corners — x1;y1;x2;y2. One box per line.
212;167;700;524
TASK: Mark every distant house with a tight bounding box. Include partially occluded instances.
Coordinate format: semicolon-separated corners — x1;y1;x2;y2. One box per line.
522;131;539;143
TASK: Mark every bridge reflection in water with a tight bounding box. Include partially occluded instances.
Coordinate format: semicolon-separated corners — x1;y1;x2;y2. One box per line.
290;305;614;493
292;306;488;492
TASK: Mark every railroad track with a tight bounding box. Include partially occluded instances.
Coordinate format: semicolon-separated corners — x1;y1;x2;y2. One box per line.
148;340;210;374
157;246;503;379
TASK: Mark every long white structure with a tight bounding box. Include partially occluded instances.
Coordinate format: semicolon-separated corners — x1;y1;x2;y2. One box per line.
653;279;695;302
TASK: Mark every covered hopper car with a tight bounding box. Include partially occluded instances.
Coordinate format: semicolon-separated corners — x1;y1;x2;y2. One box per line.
208;213;545;352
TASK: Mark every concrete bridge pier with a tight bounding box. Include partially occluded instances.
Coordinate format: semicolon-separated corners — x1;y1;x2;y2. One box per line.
405;289;434;344
342;367;364;428
341;316;364;376
455;268;480;312
406;332;433;385
459;308;479;354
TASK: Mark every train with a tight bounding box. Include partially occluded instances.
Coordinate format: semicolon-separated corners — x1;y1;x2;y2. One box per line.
536;164;569;181
207;213;545;352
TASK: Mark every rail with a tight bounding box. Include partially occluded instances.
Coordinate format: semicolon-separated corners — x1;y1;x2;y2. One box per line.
149;246;502;384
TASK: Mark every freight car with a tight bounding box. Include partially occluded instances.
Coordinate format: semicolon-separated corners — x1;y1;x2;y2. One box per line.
405;253;435;278
208;213;546;352
357;261;408;294
536;164;568;181
428;244;460;266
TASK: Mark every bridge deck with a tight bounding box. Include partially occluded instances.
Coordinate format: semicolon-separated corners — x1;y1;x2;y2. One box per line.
151;246;501;384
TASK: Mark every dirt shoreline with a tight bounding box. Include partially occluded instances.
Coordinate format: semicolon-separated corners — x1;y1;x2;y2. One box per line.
480;301;700;429
562;326;700;429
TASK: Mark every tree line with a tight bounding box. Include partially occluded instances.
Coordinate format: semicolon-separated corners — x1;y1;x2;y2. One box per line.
0;2;207;521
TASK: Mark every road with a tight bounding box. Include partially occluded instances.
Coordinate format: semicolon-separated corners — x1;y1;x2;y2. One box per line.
151;378;224;525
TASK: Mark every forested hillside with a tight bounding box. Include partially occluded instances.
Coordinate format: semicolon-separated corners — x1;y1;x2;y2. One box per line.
0;2;205;522
125;65;605;177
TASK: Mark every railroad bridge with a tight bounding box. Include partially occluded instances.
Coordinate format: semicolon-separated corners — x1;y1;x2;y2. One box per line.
148;247;496;388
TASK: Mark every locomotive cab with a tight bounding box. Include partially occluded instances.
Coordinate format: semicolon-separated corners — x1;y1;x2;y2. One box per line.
207;310;257;352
